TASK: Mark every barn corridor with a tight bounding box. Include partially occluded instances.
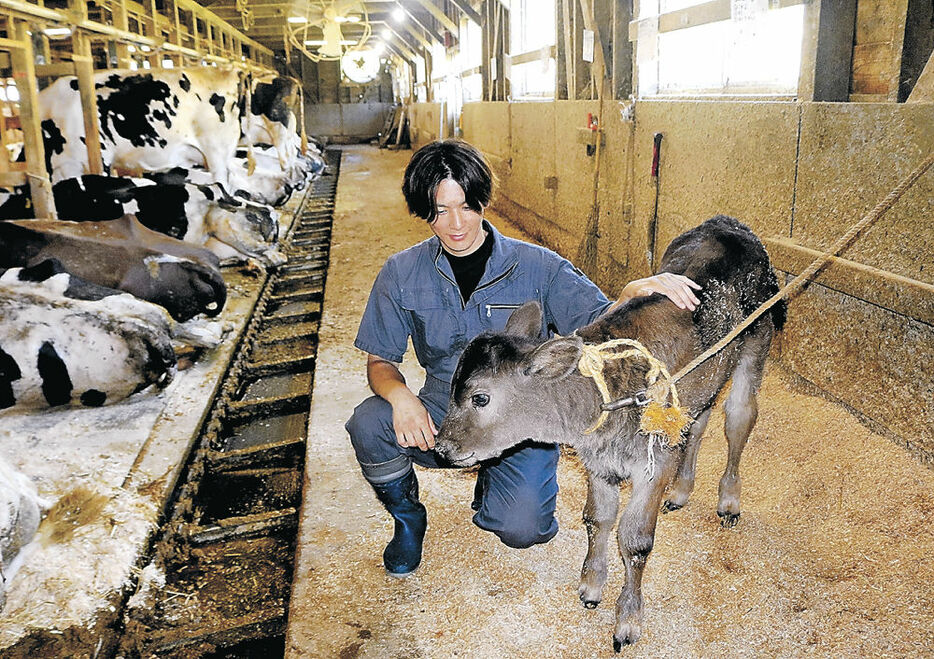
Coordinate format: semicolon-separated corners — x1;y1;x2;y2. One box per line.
284;145;934;657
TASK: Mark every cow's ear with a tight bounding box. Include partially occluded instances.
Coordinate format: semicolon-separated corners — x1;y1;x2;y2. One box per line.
522;336;582;379
505;301;542;338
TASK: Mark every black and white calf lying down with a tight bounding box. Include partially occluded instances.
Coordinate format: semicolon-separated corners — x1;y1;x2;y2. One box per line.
0;454;44;609
435;216;786;651
0;172;286;268
0;260;177;411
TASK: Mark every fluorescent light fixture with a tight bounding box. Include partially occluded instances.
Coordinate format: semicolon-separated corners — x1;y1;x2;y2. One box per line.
287;16;307;23
42;27;72;38
392;8;405;22
304;39;358;46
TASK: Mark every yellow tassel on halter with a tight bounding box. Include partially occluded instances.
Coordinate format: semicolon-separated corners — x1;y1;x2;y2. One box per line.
640;401;692;446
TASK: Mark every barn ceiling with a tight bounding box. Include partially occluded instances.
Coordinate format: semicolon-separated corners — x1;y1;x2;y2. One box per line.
195;0;460;60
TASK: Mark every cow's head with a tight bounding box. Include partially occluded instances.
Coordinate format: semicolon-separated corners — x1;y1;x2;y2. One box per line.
121;255;226;322
435;301;586;466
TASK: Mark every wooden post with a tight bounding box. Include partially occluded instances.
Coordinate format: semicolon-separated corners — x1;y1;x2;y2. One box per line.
69;0;104;175
111;0;132;68
11;20;55;219
560;0;574;99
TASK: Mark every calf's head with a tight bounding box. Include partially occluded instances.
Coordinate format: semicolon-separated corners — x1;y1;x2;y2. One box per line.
435;301;585;466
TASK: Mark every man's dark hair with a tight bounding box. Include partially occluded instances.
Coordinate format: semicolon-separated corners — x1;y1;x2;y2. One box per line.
402;139;493;222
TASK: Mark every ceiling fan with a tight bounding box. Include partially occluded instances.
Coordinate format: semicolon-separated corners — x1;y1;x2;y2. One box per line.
288;0;372;62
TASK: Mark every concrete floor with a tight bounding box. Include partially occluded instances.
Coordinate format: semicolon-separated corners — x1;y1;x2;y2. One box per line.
285;145;934;658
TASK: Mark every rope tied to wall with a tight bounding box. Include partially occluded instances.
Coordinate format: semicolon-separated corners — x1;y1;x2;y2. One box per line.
669;149;934;386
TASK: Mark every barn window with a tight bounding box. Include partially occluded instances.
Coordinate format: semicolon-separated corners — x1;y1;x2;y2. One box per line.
509;0;556;99
459;17;483;101
634;0;807;97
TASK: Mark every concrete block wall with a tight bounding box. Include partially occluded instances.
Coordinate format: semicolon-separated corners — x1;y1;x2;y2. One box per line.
409;103;445;151
462;99;934;462
305;103;392;142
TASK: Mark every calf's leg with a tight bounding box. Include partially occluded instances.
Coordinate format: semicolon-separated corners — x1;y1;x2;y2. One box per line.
663;407;712;512
718;322;771;527
613;465;674;650
578;472;619;608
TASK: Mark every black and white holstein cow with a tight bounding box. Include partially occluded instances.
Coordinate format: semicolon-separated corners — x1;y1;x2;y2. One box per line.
0;259;177;411
39;68;246;185
38;69;305;194
54;173;286;267
0;216;226;322
434;216;786;651
1;454;44;609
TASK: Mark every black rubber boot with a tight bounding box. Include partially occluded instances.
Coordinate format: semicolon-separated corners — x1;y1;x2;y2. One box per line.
371;470;427;576
471;469;485;511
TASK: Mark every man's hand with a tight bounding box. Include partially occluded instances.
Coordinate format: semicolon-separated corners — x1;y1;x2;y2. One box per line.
610;273;702;312
366;354;438;452
388;389;437;451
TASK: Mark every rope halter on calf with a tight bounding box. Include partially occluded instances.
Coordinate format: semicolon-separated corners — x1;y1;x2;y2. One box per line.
575;337;693;476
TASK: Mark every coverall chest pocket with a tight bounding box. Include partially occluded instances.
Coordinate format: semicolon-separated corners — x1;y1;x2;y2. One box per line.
400;288;461;365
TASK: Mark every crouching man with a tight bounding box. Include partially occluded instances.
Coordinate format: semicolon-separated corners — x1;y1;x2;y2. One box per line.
346;139;701;576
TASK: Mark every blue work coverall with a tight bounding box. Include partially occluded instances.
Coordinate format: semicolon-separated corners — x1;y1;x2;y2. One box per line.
347;221;612;548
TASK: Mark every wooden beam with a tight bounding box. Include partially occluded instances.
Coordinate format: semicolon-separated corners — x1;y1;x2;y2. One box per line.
798;0;858;102
578;0;607;97
765;236;934;326
907;48;934;102
11;20;55;219
447;0;481;24
68;0;103;176
559;0;573;99
395;2;444;44
410;0;458;34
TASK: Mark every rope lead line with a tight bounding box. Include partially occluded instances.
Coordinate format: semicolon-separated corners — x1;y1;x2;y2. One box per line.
671;150;934;385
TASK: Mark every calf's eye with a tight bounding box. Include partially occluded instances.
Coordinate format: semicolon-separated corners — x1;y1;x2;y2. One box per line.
471;393;490;408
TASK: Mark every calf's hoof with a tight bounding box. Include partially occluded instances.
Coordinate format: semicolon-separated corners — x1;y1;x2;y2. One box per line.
661;499;683;514
717;510;741;528
613;622;642;652
612;623;641;652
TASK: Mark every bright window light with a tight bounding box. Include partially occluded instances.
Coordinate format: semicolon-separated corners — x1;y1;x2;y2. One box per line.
647;2;806;96
42;27;72;38
509;0;556;99
162;59;174;68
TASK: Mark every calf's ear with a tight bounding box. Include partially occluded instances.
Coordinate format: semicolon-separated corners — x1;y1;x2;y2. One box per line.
522;336;582;379
505;301;543;338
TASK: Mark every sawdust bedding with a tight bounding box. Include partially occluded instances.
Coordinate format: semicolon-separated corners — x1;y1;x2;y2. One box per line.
294;367;934;657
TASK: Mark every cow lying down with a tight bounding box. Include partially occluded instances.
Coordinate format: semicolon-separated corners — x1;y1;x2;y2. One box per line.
435;216;786;650
0;260;178;411
0;454;45;609
0;216;226;322
55;173;287;267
